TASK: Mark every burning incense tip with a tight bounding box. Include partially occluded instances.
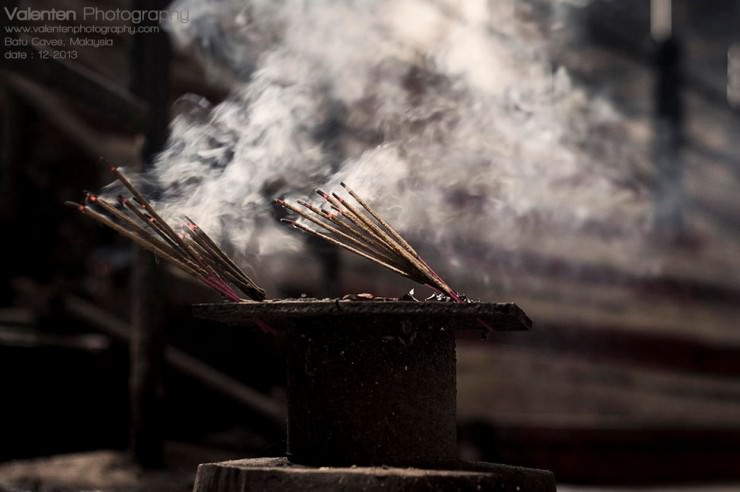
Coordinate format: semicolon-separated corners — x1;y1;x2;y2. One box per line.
97;156;116;173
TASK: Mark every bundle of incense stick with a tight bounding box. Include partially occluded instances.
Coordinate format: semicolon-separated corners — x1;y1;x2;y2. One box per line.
276;183;462;302
65;166;265;302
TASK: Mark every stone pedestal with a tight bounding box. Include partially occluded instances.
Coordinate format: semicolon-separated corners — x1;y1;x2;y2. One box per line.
286;319;456;467
193;458;556;492
192;300;554;491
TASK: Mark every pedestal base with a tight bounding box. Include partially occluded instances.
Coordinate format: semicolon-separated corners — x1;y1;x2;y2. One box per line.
192;457;556;491
286;321;457;466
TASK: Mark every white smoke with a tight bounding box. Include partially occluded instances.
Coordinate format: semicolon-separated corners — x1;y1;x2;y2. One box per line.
135;0;653;294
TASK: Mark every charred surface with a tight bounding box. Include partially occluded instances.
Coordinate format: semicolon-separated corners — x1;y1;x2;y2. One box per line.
192;299;532;332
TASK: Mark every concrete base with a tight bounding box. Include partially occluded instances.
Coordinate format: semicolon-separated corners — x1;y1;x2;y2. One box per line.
192;457;556;491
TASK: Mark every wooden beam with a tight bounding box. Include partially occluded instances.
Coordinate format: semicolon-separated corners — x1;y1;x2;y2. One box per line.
1;73;141;164
0;81;22;223
0;44;147;131
127;0;172;468
64;295;285;426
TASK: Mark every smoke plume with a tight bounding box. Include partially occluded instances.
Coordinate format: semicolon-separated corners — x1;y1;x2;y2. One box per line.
117;0;654;295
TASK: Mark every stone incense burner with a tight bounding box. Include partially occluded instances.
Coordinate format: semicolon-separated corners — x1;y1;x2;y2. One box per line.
191;299;556;491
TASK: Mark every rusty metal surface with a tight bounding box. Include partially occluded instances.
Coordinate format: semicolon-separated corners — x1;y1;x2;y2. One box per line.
192;300;532;331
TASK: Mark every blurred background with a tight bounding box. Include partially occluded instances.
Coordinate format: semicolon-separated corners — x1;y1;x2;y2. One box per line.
1;0;740;490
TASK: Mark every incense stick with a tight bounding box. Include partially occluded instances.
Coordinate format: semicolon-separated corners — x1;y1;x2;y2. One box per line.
338;183;461;302
69;163;266;301
109;165;205;269
331;191;458;300
276;187;461;301
66;202;200;278
282;219;420;281
277;199;403;269
183;217;265;300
